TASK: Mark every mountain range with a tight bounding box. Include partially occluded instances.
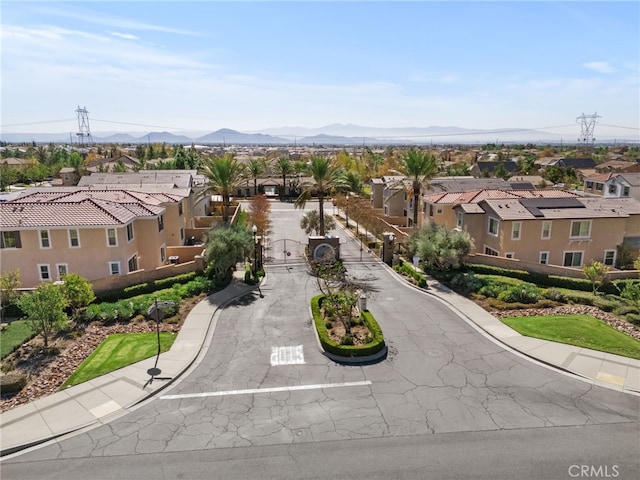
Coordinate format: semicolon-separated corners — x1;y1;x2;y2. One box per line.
1;124;636;145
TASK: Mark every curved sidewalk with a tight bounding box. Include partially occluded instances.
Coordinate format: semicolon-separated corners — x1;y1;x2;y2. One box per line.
2;266;639;457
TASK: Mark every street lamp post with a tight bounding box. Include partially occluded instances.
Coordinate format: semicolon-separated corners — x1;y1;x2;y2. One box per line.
345;193;350;228
252;224;258;275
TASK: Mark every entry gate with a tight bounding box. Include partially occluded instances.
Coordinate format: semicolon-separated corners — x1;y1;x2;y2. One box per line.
264;239;306;265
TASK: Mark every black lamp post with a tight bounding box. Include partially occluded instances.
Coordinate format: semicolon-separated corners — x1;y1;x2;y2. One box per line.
252;224;258;274
345;193;350;228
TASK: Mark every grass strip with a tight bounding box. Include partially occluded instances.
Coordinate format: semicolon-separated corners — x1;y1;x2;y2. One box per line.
0;320;36;359
62;332;177;388
500;314;640;360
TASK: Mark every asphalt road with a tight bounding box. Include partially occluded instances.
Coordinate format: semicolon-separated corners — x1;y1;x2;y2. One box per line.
2;200;639;479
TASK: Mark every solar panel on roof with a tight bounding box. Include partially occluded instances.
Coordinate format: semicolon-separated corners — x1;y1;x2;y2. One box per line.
520;197;584;217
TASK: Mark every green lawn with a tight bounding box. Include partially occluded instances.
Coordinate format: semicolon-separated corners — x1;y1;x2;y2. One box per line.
62;332;177;388
501;314;640;360
0;320;36;359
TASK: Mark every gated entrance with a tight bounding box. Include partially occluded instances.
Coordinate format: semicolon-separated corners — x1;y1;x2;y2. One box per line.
264;238;306;265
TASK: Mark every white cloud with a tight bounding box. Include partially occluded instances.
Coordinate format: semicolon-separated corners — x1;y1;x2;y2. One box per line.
583;61;616;74
110;32;138;41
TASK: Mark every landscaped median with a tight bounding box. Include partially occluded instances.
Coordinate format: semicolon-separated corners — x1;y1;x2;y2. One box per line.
311;294;386;364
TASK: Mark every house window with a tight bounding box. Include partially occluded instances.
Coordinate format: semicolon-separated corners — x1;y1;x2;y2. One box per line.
484;246;499;256
570;220;591;239
178;201;183;216
622;187;630;197
158;214;164;232
180;227;185;241
1;231;21;249
107;228;118;247
511;222;522;240
541;221;552;239
127;254;138;272
437;206;443;214
69;229;80;247
160;245;166;263
586;181;593;189
56;263;68;280
488;217;499;236
563;251;583;267
38;264;51;281
39;230;51;248
456;211;464;229
505;252;514;259
595;183;603;192
126;223;134;242
603;250;616;266
109;262;121;275
539;251;549;264
429;204;434;217
608;184;617;195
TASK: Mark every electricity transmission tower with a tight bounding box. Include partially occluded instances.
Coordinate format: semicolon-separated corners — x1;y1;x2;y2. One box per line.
75;106;94;147
576;112;601;151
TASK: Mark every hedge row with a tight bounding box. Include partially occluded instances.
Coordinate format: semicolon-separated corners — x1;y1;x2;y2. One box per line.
311;295;385;358
466;264;634;294
393;261;427;288
95;272;200;303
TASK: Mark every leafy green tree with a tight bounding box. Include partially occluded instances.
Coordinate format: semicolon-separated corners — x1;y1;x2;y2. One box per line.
295;156;345;236
187;144;200;169
0;165;19;190
203;225;253;284
174;145;188;169
620;281;640;309
300;210;336;235
409;224;474;272
582;260;610;294
342;170;364;195
17;283;68;349
399;148;438;227
494;163;510;180
61;273;96;322
200;154;246;223
0;269;21;321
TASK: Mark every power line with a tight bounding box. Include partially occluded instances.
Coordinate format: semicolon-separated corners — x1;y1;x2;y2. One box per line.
600;123;640;131
1;118;75;127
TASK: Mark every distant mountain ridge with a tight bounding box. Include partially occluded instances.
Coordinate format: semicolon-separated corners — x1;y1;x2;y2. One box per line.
1;124;636;145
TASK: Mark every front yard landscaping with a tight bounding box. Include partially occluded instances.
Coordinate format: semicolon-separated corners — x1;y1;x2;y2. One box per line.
500;313;640;360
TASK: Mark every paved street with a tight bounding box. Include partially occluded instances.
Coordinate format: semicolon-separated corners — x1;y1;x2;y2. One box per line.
2;200;639;479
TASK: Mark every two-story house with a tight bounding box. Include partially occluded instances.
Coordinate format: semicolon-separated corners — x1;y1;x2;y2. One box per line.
0;189;188;289
583;172;640;201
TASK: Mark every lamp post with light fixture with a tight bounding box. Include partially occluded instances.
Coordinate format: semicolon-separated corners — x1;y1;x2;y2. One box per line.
345;193;350;228
252;224;258;274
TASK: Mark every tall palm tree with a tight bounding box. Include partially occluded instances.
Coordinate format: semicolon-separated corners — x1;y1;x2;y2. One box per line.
295;156;345;236
275;156;293;199
201;154;246;224
247;158;266;195
400;148;439;228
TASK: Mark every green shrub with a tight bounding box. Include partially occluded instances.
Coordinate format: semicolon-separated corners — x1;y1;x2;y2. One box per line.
450;272;485;294
544;288;566;303
394;261;427;288
626;313;640;326
311;295;385;358
477;283;503;299
615;305;639;316
96;272;200;302
593;298;617;312
497;284;542;304
341;336;354;346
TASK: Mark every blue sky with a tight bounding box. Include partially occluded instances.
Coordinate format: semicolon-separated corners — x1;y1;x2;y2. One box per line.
1;1;638;139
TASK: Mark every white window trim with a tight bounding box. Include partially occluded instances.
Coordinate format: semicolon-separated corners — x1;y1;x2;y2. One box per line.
541;221;552;240
38;264;51;281
68;229;80;248
126;223;135;243
127;253;139;273
488;217;499;236
39;230;51;249
563;250;584;267
539;251;549;264
55;263;68;280
160;244;166;263
569;220;592;239
603;249;616;266
109;261;121;275
456;211;464;229
484;245;499;256
505;252;515;259
106;228;118;247
511;222;522;240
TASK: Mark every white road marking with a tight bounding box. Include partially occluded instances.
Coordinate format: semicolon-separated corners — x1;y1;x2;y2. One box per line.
159;380;372;400
271;345;305;366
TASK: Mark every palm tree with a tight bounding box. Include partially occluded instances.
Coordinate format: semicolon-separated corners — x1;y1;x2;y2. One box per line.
247;158;266;195
399;148;438;227
201;154;246;224
275;156;293;199
295;156;345;236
